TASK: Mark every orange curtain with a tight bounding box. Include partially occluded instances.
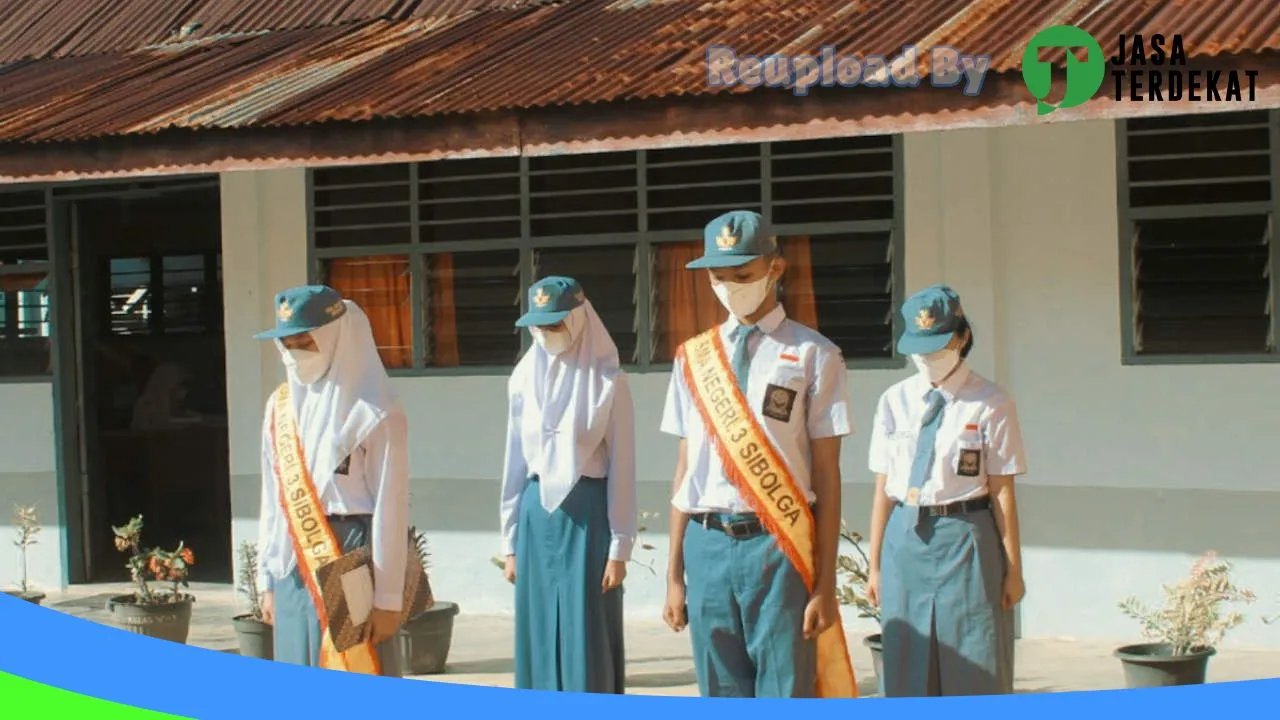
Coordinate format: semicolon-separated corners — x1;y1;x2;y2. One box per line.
327;256;412;369
0;273;44;292
781;236;819;328
655;241;726;362
427;254;460;367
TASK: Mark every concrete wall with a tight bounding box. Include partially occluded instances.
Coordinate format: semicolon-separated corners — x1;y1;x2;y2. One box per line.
214;122;1280;646
221;168;309;594
0;383;63;592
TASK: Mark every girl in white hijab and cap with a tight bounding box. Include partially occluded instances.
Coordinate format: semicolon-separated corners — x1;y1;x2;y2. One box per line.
499;275;637;694
252;285;409;676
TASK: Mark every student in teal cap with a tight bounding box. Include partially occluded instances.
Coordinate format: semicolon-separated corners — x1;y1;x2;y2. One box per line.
499;276;637;693
865;284;1028;696
659;210;857;698
251;285;409;676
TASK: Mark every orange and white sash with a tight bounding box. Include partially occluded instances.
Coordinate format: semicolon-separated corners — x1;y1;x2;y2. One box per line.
270;383;381;675
680;329;857;698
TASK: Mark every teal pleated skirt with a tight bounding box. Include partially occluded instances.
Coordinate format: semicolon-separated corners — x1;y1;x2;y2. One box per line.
514;475;625;693
879;504;1013;696
272;514;402;677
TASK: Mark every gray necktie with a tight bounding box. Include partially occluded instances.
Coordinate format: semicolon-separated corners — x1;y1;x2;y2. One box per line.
731;325;759;396
902;388;947;529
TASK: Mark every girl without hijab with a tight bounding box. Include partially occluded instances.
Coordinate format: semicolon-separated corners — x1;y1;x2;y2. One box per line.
866;284;1028;697
499;276;638;693
252;285;409;676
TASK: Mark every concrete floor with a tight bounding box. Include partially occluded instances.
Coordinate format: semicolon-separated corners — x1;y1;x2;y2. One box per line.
39;582;1280;695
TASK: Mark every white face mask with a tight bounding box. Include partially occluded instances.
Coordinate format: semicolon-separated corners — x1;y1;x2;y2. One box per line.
911;348;961;384
531;306;586;357
280;348;329;385
532;327;573;356
276;320;340;385
712;272;776;320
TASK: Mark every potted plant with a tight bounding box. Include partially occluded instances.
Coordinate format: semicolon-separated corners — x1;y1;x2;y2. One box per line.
398;527;459;675
105;515;197;644
231;541;274;660
4;505;45;605
1115;551;1255;687
836;522;882;688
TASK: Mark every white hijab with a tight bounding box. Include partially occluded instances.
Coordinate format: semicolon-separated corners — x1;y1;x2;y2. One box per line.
275;300;401;482
513;299;620;512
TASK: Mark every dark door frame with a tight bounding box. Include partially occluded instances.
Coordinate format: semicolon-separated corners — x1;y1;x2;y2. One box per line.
49;179;221;585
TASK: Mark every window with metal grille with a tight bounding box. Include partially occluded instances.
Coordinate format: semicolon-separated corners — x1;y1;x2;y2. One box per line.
0;189;51;377
106;252;222;337
309;136;902;372
531;152;638;237
1120;111;1278;361
534;244;638;363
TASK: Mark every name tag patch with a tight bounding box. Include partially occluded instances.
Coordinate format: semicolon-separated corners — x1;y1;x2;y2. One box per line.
957;448;981;477
762;383;798;422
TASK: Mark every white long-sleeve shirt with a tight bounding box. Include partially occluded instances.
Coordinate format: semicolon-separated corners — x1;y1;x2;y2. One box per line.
256;406;410;612
499;373;638;562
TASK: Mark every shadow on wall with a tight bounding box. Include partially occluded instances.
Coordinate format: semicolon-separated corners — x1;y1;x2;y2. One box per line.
0;491;63;591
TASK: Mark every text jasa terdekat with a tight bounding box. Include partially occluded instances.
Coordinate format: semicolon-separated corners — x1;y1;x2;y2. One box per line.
1111;34;1259;102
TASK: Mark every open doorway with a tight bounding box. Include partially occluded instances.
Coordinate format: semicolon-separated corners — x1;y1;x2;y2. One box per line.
68;186;231;584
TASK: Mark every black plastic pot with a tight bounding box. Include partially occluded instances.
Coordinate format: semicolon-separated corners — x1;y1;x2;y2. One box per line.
863;633;884;694
106;594;194;645
398;601;459;675
3;589;45;605
232;614;275;660
1115;643;1216;688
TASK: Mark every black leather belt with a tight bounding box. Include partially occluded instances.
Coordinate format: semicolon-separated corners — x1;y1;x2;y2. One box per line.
690;504;817;539
899;495;992;517
690;512;766;538
327;513;371;523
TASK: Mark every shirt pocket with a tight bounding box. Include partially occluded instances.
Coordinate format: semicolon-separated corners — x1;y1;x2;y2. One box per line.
760;368;806;428
950;437;985;480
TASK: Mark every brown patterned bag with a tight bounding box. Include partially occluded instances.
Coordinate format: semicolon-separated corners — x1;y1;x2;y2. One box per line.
314;531;435;653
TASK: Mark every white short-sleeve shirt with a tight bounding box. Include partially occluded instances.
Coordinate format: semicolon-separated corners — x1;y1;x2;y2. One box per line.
868;363;1027;505
660;305;853;514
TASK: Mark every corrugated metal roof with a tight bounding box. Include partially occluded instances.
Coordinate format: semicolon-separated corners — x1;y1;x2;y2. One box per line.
0;0;552;63
0;0;1276;144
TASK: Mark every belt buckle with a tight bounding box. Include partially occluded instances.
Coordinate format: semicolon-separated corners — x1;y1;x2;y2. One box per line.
722;519;742;538
935;503;953;517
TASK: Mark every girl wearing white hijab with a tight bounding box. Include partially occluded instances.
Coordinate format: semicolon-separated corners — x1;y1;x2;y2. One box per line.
252;285;409;676
499;276;637;693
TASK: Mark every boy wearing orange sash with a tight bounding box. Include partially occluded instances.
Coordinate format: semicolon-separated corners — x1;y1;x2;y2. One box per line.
252;285;409;676
659;210;858;698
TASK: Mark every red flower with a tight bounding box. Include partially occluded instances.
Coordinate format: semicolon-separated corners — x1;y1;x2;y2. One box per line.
180;548;195;565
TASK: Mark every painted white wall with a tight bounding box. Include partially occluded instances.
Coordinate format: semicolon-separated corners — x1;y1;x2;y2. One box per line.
217;121;1280;647
936;120;1280;646
220;168;309;601
0;382;63;592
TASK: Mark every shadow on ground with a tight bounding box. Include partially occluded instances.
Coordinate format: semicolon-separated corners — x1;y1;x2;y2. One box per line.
626;669;696;688
445;657;515;674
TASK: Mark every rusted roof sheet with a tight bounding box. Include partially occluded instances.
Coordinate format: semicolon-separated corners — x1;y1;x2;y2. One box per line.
0;0;552;63
0;0;1277;145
